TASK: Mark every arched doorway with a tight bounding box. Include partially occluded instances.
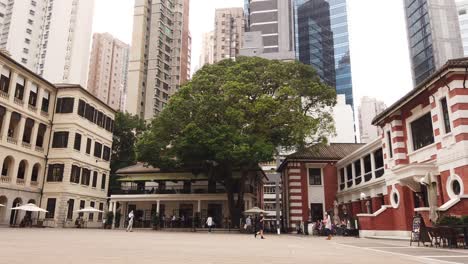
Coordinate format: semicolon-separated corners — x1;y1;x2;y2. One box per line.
1;156;14;178
25;199;36;222
17;160;28;183
10;197;22;226
0;196;7;225
31;163;40;183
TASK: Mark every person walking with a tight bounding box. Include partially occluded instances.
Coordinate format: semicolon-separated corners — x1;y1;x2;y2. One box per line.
324;212;332;240
245;216;252;233
255;213;265;239
126;210;134;232
206;215;213;232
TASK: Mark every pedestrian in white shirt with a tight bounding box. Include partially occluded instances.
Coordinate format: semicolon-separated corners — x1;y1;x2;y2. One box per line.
324;212;332;240
206;216;213;232
126;210;134;232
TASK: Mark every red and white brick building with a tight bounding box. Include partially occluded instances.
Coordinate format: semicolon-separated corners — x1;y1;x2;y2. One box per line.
278;143;364;231
279;58;468;236
340;57;468;237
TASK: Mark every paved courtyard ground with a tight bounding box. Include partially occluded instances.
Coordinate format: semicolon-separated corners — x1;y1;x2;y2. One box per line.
1;228;468;264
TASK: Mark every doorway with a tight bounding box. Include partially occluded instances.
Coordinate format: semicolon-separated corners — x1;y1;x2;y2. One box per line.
310;203;323;222
10;198;22;226
207;203;223;227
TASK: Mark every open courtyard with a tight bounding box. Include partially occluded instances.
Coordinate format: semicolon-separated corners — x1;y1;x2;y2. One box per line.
1;229;468;264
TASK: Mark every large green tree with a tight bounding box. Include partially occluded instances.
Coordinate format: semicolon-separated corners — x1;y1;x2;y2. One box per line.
137;57;336;222
110;112;145;192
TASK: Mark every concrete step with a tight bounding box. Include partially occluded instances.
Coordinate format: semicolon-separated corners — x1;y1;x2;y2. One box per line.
365;235;410;241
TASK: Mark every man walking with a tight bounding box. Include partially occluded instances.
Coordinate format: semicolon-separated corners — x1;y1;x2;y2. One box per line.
126;210;134;232
206;215;213;232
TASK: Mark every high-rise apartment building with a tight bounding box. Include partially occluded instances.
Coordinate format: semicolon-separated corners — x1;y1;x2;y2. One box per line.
213;8;244;63
456;0;468;55
358;97;386;144
294;0;354;107
0;0;95;87
126;0;191;120
241;0;295;60
199;31;214;68
87;33;129;111
404;0;463;86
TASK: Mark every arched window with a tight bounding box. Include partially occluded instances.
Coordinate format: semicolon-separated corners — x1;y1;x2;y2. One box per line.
17;160;27;179
1;156;14;177
31;164;40;182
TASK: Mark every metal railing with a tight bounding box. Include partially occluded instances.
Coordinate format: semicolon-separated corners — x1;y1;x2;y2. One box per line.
111;186;235;195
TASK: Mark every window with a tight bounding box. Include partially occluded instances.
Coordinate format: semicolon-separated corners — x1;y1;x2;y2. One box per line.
14;76;25;100
308;168;322;185
98;203;104;221
92;171;97;188
94;142;102;158
79;200;85;217
28;83;37;106
81;168;90;185
440;97;451;133
86;138;91;154
52;131;69;148
387;131;393;158
45;198;56;218
25;38;31;44
78;99;86;117
411;113;434;151
66;199;74;220
101;174;106;190
55;97;74;113
85;104;95;122
36;123;46;147
452;180;461;196
29;10;35;15
70;165;81;184
103;146;110;161
47;164;64;182
26;28;32;34
41;91;49;113
0;67;11;93
89;201;95;221
73;133;81;151
31;164;39;182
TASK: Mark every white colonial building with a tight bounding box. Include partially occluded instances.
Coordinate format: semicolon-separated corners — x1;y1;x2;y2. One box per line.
0;52;115;227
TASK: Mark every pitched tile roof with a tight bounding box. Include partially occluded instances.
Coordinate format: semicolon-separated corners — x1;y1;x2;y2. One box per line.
286;143;365;161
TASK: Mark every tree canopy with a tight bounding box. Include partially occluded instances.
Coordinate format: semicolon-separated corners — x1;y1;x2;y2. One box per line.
137;56;337;221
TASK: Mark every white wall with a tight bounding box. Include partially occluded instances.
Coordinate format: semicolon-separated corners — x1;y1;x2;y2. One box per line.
329;94;356;143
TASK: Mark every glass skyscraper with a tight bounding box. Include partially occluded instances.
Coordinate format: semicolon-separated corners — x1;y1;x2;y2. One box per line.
294;0;354;107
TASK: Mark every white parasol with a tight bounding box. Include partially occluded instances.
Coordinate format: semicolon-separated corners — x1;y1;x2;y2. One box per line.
11;203;48;212
243;207;268;214
75;207;104;213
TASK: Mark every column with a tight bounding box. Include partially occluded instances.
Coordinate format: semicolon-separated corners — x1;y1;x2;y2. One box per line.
156;200;161;214
43;126;52;152
360;158;365;179
370;152;376;179
111;202;116;229
197;200;201;212
30;122;38;148
23;80;31;107
17;116;26;142
351;162;356;186
8;72;17;103
344;165;348;189
1;109;11;141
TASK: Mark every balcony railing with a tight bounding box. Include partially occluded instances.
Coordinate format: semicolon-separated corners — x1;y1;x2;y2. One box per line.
28;104;37;112
30;181;39;187
0;176;11;183
16;178;25;185
346;180;353;188
364;172;372;182
35;146;44;153
111;186;232;195
13;97;23;106
7;137;17;144
375;167;384;178
40;111;49;117
22;141;31;149
0;90;8;99
355;176;362;185
339;183;345;191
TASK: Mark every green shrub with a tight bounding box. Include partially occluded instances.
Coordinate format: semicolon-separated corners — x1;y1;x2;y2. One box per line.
461;215;468;224
437;215;462;226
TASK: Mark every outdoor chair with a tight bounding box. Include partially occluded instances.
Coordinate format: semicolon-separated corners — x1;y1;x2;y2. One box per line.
427;227;440;248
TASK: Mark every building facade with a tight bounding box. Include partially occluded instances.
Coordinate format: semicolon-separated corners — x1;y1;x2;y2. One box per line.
109;163;265;229
329;94;355;144
0;52;115;227
278;143;364;231
0;0;94;87
335;58;468;237
260;160;283;231
199;31;215;68
87;33;130;111
213;8;245;63
126;0;191;120
404;0;463;86
358;97;386;143
241;0;295;60
294;0;354;107
457;0;468;56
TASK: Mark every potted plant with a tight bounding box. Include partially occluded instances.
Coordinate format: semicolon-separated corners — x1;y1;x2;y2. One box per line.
152;212;160;230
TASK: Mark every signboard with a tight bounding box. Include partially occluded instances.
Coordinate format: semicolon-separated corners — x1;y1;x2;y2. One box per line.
410;215;430;246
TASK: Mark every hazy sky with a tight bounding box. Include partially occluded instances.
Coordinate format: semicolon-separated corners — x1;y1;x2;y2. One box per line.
92;0;413;107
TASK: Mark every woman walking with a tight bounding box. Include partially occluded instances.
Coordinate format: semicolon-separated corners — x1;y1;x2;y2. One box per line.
324;212;332;240
126;210;134;232
255;213;265;239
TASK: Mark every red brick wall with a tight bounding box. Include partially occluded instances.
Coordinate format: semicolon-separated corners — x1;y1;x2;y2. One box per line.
300;163;309;222
371;196;382;213
445;199;468;216
440;170;451;202
454;165;468;195
323;163;338;212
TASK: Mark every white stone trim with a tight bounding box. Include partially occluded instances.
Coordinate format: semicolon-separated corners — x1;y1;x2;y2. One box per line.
390;185;400;209
290;202;302;207
289;182;301;187
289;175;301;180
446;173;464;199
290;209;302;214
290;216;302;221
289;195;302;200
289;189;301;193
359;230;411;238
